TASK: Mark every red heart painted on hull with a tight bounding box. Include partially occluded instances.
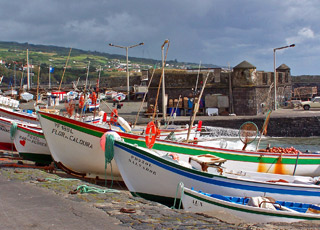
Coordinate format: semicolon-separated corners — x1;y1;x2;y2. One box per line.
20;140;26;146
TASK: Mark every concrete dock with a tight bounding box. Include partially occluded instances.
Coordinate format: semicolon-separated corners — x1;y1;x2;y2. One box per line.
1;155;320;230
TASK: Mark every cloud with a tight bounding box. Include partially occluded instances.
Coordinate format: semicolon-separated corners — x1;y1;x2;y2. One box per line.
286;27;316;44
1;0;320;74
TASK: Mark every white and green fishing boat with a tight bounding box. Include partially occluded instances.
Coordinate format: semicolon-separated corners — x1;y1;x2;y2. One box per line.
112;138;320;206
182;187;320;223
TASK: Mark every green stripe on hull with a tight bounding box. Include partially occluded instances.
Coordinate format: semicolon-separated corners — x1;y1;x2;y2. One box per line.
185;191;320;221
123;137;320;165
41;113;102;137
17;127;44;138
40;113;320;166
19;152;53;165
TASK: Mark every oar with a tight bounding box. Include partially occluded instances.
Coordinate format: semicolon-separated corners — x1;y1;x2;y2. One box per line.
166;95;181;127
133;65;157;129
186;73;209;142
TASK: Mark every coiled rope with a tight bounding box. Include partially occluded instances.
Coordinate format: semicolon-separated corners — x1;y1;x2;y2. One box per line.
10;122;17;140
39;178;119;194
75;184;119;194
105;134;115;187
171;182;184;209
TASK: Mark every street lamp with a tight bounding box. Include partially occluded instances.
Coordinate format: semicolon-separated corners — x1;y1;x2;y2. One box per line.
109;42;144;101
273;43;295;110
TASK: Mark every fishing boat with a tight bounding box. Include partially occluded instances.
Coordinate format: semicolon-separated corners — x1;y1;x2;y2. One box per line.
112;137;320;206
37;111;320;177
0;117;41;151
121;133;320;177
12;124;52;165
182;187;320;223
87;98;100;112
0;95;39;124
38;111;122;181
104;109;200;140
37;110;199;180
0;105;39;124
132;124;199;141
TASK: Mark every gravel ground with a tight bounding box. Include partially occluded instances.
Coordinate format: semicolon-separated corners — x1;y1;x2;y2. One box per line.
1;154;320;230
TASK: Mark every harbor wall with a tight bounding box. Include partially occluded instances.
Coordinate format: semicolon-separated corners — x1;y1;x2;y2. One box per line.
174;116;320;137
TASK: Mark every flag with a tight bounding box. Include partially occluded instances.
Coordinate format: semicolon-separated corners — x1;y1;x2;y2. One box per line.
49;66;54;73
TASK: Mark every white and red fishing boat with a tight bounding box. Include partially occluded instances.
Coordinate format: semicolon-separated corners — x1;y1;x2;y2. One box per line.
12;124;52;165
0;117;40;151
38;111;122;181
0;107;38;124
0;95;38;124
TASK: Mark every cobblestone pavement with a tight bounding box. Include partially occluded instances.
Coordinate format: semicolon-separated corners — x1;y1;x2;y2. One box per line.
1;155;320;230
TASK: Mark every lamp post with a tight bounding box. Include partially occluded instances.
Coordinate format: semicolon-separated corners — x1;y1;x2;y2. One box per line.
109;42;144;101
273;43;295;110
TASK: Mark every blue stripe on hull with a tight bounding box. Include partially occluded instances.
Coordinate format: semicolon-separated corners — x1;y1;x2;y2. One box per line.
116;142;320;197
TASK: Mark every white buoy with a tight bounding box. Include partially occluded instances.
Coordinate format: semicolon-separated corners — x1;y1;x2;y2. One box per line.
117;116;132;132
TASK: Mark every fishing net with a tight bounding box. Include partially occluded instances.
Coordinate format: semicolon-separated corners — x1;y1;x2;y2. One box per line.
239;121;258;150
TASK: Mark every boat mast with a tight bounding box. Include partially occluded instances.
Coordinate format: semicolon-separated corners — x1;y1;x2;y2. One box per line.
36;65;40;104
49;65;51;89
161;39;169;122
152;40;170;123
186;73;209;142
14;63;16;89
27;49;30;91
97;65;101;92
20;71;23;90
85;61;90;92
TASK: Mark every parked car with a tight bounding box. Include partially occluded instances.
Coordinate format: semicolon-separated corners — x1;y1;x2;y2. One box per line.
300;97;320;110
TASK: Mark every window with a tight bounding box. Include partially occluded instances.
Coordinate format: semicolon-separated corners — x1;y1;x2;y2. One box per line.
285;72;289;83
278;73;283;84
263;73;268;85
213;70;220;83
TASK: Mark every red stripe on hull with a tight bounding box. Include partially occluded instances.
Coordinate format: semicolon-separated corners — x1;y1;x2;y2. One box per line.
0;142;16;151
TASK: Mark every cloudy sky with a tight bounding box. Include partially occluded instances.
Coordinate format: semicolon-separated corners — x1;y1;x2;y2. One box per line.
1;0;319;75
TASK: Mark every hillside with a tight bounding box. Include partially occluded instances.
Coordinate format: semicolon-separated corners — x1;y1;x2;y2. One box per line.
0;41;219;88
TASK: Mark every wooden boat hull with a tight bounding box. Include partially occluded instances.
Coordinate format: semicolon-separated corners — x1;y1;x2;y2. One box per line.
0;107;39;124
0;117;17;151
0;119;16;151
36;111;320;177
133;125;198;141
13;125;52;165
182;188;320;223
113;139;320;206
122;136;320;177
38;112;122;181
